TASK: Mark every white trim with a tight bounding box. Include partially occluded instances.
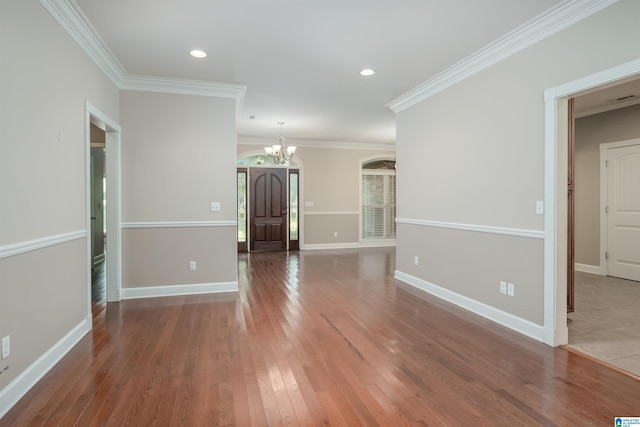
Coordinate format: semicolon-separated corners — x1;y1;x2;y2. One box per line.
304;211;359;216
547;59;640;101
544;59;640;347
301;241;396;251
0;319;90;420
394;270;545;343
600;138;640;150
396;218;544;240
121;76;246;118
121;75;246;99
121;221;237;229
121;282;239;300
0;231;86;259
238;136;395;152
39;0;246;111
38;0;125;86
387;0;621;113
574;263;604;275
86;101;122;304
600;143;609;277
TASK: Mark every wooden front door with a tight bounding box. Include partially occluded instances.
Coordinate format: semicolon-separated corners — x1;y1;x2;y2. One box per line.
250;168;287;251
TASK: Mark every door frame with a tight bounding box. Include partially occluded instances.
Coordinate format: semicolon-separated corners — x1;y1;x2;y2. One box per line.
237;151;304;251
249;167;288;251
543;58;640;346
599;138;640;277
85;101;122;322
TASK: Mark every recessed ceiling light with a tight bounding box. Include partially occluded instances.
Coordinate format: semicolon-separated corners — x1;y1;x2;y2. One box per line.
190;50;207;58
360;69;375;76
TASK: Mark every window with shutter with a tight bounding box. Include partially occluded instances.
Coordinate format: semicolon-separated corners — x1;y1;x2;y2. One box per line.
361;160;396;240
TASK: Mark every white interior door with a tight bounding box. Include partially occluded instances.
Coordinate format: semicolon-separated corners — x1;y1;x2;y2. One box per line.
607;143;640;281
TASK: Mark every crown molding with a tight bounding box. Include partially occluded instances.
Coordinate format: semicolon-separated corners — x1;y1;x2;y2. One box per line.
386;0;621;113
39;0;247;109
121;75;247;116
238;136;395;151
39;0;126;86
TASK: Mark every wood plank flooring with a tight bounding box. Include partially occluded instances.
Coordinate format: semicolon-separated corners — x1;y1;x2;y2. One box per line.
2;248;639;426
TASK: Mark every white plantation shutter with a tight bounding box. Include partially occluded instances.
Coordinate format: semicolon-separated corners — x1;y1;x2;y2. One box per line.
362;171;396;239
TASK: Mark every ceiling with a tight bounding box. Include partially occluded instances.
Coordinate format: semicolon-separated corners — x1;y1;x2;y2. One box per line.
574;77;640;117
74;0;581;144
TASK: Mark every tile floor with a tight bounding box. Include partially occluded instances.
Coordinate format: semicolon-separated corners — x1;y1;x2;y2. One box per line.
567;271;640;377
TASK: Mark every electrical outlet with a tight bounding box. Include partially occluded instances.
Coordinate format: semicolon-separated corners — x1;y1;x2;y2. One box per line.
414;256;419;266
210;202;221;212
333;231;338;237
2;336;10;359
500;281;507;294
189;261;196;271
507;282;515;297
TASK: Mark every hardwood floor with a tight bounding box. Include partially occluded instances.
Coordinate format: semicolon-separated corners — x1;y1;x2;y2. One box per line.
2;248;639;426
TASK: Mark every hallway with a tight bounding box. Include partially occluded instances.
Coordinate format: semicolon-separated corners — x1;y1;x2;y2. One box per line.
567;271;640;377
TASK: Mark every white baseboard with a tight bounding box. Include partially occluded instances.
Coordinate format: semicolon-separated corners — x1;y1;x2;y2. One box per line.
301;241;396;251
574;263;604;275
394;270;545;343
121;282;238;300
0;319;90;419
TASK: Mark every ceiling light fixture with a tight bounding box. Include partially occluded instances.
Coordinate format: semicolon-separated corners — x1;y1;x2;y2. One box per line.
360;68;375;76
190;49;207;58
264;122;296;165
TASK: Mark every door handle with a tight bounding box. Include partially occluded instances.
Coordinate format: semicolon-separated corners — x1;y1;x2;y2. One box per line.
91;216;97;220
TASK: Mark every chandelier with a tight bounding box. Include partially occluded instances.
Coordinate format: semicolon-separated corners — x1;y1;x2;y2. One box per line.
264;121;296;165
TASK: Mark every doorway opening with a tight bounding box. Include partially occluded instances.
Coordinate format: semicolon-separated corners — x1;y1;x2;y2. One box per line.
90;124;107;314
544;59;640;347
85;102;122;326
565;84;640;375
237;154;301;252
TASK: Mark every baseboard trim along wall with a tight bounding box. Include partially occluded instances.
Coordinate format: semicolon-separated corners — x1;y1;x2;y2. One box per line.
121;282;239;300
394;270;545;343
301;241;396;251
0;230;86;259
574;263;604;275
0;318;90;419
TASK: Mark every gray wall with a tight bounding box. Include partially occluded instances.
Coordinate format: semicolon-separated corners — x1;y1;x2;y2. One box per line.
395;0;640;327
0;0;119;392
575;104;640;266
0;1;239;410
120;91;238;289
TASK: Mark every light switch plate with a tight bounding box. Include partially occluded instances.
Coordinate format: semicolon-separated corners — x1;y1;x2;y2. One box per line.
2;336;9;359
536;200;544;215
